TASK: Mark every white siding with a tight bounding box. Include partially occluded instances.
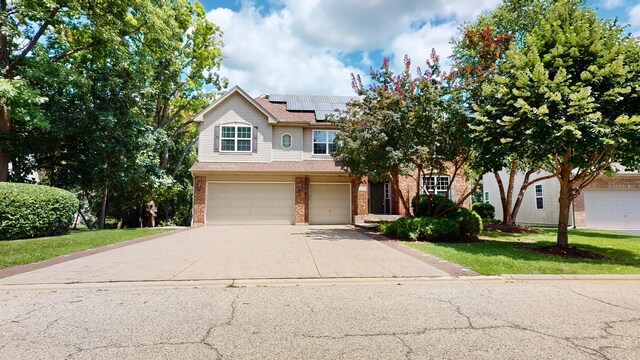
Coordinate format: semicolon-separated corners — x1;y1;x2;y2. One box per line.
272;126;303;161
198;94;272;162
302;128;335;161
483;170;572;226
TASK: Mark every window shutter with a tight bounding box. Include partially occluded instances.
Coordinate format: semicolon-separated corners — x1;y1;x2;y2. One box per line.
252;126;258;153
214;125;220;152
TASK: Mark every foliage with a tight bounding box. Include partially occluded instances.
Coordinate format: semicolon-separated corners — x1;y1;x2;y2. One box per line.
404;228;640;275
412;194;456;217
445;207;483;237
472;202;495;219
1;0;225;227
472;0;640;246
0;183;78;240
379;217;460;241
0;228;171;269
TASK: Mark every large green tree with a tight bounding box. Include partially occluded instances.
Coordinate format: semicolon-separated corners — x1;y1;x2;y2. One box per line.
473;0;640;246
335;53;479;216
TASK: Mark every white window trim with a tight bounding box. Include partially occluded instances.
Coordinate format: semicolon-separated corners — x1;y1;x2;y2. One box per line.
420;175;451;198
534;184;544;210
281;133;292;149
312;129;337;155
220;124;252;153
484;191;490;203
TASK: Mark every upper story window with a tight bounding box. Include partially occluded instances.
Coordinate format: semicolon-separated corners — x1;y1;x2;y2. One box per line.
281;133;292;149
535;184;544;210
221;125;252;152
420;175;451;198
312;130;337;155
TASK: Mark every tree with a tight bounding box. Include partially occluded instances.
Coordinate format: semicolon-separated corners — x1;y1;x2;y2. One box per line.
473;0;640;246
452;0;565;227
335;53;479;216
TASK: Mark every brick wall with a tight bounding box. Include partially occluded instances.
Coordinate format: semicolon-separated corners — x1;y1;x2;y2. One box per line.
295;176;310;224
351;177;368;221
193;175;206;225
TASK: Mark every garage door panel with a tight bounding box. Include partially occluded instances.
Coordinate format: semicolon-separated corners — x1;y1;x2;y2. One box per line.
207;183;294;225
584;190;640;229
309;183;351;225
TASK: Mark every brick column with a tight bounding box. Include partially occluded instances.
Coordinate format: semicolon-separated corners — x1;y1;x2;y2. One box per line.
295;176;309;224
193;176;206;226
573;192;586;227
351;177;368;223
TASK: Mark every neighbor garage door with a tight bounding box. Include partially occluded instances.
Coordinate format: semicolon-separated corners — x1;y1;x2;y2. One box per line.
584;190;640;229
206;182;295;225
309;183;351;225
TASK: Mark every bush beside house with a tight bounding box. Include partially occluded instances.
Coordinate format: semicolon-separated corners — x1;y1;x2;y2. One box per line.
0;183;78;240
472;202;495;220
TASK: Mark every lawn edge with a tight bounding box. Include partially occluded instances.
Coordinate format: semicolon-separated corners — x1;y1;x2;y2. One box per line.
0;227;192;279
502;274;640;280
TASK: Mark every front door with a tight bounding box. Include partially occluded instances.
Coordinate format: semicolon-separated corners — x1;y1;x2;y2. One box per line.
369;181;391;214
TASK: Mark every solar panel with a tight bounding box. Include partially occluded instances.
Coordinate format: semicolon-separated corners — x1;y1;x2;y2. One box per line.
269;94;356;120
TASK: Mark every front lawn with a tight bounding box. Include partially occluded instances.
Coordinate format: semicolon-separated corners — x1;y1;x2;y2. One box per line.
403;228;640;275
0;228;173;269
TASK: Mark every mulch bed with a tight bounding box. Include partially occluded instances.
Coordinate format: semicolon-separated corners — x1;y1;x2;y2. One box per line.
526;246;608;259
485;223;542;234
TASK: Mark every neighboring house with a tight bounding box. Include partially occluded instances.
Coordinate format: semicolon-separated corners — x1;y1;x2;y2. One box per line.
190;85;470;226
482;166;640;229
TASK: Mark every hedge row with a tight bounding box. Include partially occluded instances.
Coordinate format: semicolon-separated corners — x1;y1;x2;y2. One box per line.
0;183;78;240
379;216;460;241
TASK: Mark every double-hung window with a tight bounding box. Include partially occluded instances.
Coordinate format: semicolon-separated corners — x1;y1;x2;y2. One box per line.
421;175;450;197
535;184;544;210
312;130;337;155
221;125;252;152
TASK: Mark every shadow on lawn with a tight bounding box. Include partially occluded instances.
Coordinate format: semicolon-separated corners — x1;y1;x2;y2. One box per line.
429;239;639;266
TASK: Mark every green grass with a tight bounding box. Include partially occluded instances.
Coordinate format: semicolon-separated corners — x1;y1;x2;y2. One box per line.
403;228;640;275
0;228;173;269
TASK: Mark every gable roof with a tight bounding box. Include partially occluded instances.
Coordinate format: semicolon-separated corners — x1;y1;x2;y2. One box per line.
192;85;277;123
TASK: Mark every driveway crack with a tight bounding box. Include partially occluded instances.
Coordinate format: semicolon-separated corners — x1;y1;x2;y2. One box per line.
302;230;322;278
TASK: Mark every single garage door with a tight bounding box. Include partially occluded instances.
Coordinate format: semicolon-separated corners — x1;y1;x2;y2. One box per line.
206;182;295;225
584;190;640;229
309;183;351;225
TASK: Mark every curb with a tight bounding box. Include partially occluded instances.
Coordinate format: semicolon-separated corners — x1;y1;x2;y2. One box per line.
502;274;640;280
0;227;193;279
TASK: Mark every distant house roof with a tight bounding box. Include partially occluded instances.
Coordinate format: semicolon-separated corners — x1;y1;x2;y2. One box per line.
190;161;345;174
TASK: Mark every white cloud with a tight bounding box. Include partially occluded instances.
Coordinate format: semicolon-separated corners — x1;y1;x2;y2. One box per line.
206;0;501;96
630;4;640;26
602;0;623;9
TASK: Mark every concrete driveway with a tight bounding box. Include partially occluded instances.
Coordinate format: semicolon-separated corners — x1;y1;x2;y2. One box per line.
0;226;452;285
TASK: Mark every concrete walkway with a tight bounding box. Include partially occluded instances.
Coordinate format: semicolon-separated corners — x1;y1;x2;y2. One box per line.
0;226;450;285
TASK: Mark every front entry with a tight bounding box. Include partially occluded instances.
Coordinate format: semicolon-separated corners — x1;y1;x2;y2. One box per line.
369;181;391;214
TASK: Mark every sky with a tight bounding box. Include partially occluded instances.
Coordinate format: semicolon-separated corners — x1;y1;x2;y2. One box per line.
201;0;640;97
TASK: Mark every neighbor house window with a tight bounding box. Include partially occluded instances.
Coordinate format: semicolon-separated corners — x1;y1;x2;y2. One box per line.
484;191;490;203
421;175;450;197
535;184;544;210
221;125;252;152
281;133;292;149
312;130;337;155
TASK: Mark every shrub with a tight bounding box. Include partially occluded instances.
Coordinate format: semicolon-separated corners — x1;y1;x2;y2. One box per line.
379;216;459;241
412;194;456;216
472;202;495;220
0;183;79;240
446;207;483;237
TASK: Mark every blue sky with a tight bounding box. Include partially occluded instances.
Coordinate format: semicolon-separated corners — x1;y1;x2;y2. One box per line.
200;0;640;96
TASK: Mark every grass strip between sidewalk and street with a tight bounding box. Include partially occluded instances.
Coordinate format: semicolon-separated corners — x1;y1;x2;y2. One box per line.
403;228;640;275
0;228;172;269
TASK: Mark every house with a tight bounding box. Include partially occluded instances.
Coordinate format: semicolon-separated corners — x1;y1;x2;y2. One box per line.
190;86;470;226
482;166;640;229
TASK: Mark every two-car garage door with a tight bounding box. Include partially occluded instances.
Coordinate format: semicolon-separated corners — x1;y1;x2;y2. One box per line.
205;181;351;225
584;190;640;229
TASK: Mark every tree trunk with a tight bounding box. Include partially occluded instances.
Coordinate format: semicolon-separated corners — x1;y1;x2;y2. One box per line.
98;182;109;229
494;172;509;224
557;183;572;248
503;161;518;225
0;106;10;182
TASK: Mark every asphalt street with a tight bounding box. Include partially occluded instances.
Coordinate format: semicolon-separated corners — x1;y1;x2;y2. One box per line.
1;278;639;359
